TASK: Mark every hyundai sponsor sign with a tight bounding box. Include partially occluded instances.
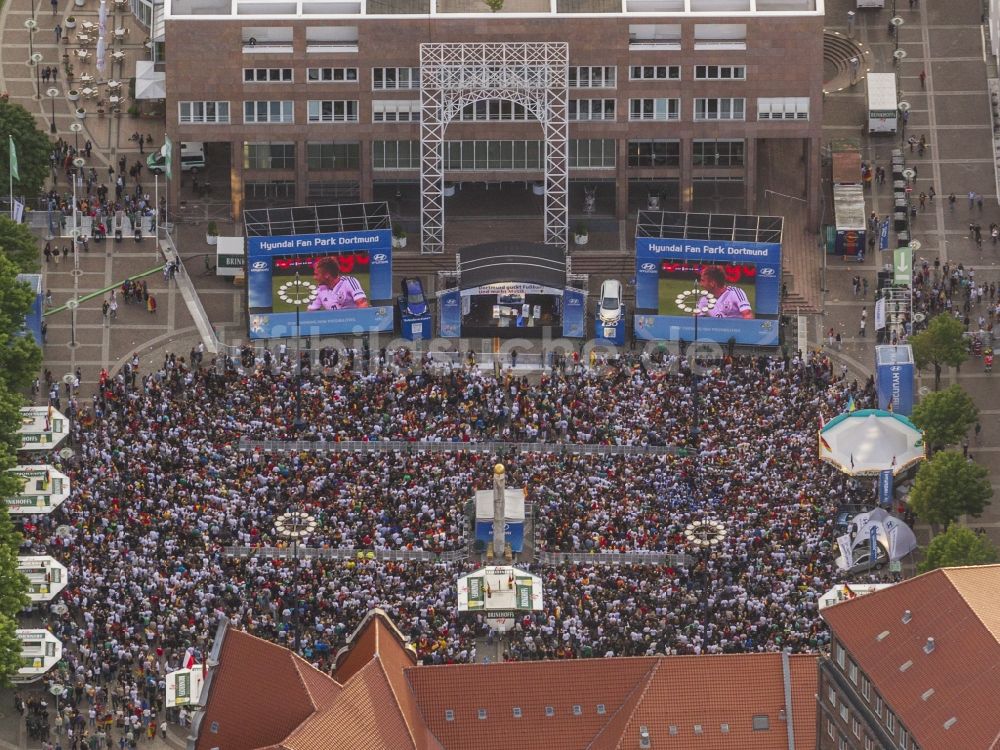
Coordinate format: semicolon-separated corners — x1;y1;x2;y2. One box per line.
246;229;393;339
875;345;914;416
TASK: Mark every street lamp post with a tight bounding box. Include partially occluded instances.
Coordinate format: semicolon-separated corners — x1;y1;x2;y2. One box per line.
24;19;37;57
280;271;317;434
28;53;43;99
46;86;59;134
274;510;317;654
684;519;726;640
890;16;905;51
69;122;83;153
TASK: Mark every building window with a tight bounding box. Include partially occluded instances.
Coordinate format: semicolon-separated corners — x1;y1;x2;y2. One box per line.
899;728;909;749
372;140;420;170
373;67;420;90
245;180;295;200
569;99;616;121
307;67;358;83
886;712;895;735
875;696;883;719
628;140;679;168
853;718;861;738
456;100;532;122
307;142;360;170
836;643;846;669
693;140;744;167
307;181;359;201
827;720;835;739
694;65;745;80
840;705;849;722
693;23;747;50
757;96;810;120
243;100;294;124
569;66;616;88
569;139;615;168
693;97;745;121
178;101;230;124
862;677;871;700
243;142;295;170
828;687;837;707
849;661;858;684
243;67;292;83
839;736;848;750
372;100;420;122
629;98;679;121
307;100;359;123
865;737;875;750
443;141;543;171
630;65;680;80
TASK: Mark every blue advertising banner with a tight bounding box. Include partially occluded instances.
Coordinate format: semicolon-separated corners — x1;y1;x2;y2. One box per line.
474;520;525;553
246;230;392;339
562;288;586;338
400;311;432;341
878;470;894;507
869;525;878;562
439;289;462;338
879;219;890;251
635;236;782;345
876;361;914;416
595;306;627;346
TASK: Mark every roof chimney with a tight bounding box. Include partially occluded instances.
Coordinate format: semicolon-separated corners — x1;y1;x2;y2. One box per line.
902;610;912;624
924;637;935;654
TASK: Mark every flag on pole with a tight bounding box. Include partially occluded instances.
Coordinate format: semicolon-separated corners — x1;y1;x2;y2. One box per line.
8;136;18;181
162;136;173;181
183;647;196;669
847;395;857;412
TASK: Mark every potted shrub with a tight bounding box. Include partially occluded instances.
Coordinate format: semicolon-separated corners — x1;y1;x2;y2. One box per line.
64;16;76;28
74;107;86;120
205;221;219;246
67;89;80;101
392;224;407;249
573;223;589;246
74;0;85;7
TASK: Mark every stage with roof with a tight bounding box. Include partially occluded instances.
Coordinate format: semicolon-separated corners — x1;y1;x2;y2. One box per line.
438;241;587;339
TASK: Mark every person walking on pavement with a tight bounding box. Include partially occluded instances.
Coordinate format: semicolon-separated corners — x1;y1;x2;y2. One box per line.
860;309;867;337
949;192;957;210
51;0;58;13
978;194;985;212
969;191;977;210
919;69;926;89
54;23;62;42
929;185;936;202
862;278;869;297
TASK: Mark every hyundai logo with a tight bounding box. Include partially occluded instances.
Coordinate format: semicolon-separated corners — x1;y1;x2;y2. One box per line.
445;298;458;307
371;253;388;263
567;298;581;305
251;261;268;271
758;267;777;277
640;263;656;272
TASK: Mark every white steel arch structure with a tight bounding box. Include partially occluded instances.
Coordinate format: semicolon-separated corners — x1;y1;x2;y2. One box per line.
419;42;569;255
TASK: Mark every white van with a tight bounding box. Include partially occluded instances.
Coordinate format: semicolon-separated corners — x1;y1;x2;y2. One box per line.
147;142;205;174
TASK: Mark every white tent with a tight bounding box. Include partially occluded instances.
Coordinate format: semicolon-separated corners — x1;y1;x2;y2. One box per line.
819;409;925;476
835;508;918;571
134;60;166;100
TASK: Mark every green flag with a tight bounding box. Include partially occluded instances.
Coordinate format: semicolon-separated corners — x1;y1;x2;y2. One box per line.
8;136;18;181
162;136;173;181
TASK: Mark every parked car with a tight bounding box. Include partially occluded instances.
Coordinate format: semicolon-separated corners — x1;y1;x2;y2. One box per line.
598;279;622;324
400;277;427;316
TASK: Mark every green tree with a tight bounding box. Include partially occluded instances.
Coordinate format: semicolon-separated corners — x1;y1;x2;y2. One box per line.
919;524;1000;573
910;451;993;527
0;613;23;687
910;314;967;390
0;216;40;273
0;99;52;202
0;253;41;391
911;384;978;453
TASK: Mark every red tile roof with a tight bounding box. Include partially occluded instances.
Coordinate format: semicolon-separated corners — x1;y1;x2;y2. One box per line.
821;565;1000;750
192;628;340;750
196;614;817;750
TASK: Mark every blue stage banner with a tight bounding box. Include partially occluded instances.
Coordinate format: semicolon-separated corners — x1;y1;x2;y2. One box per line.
400;311;432;341
474;520;525;553
562;288;586;338
876;361;914;415
635;237;781;265
880;219;890;251
869;525;878;562
878;470;894;507
248;306;394;339
634;315;780;346
439;289;462;338
595;306;627;345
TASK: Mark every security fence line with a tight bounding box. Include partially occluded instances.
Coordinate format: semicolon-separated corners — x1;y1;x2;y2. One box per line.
237;439;678;456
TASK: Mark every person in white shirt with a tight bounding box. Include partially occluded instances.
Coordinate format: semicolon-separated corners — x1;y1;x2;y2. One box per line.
695;265;754;319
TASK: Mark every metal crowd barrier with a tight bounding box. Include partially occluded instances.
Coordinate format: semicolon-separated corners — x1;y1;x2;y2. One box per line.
237;439;678;456
534;550;689;567
222;545;468;563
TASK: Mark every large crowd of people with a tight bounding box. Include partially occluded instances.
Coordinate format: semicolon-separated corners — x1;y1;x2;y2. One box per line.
16;348;873;746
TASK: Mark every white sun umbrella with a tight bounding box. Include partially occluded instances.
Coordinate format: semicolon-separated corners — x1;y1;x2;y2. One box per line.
98;0;108;36
818;408;925;476
96;36;107;75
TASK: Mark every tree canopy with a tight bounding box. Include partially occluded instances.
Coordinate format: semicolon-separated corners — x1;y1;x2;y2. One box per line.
910;451;993;527
0;253;41;392
0;98;51;202
911;384;978;453
0;216;40;273
910;314;967;390
919;524;1000;573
